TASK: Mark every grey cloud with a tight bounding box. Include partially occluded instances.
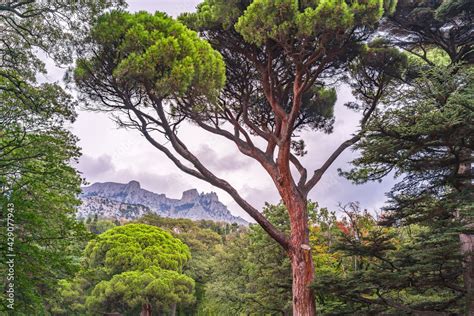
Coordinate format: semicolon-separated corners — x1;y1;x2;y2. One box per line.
78;154;116;179
77;154;190;198
127;0;201;16
225;184;280;222
122;170;190;199
195;144;250;173
311;168;395;213
241;184;280;211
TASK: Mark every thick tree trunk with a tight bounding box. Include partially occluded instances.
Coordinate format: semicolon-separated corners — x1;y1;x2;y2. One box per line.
140;303;152;316
288;199;317;315
290;245;316;315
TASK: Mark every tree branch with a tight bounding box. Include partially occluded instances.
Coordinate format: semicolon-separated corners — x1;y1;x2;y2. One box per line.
126;92;290;250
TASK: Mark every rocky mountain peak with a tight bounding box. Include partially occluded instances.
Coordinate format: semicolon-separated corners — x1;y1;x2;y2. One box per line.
125;180;141;191
181;189;199;202
202;191;219;202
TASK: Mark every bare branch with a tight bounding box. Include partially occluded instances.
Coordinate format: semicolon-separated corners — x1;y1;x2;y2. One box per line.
290;154;307;191
125;91;290;249
304;84;383;193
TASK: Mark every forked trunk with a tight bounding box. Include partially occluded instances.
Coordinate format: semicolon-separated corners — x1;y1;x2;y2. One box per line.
140;303;152;316
288;199;317;315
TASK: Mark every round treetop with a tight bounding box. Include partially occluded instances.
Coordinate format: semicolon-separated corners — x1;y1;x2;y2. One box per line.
83;223;191;275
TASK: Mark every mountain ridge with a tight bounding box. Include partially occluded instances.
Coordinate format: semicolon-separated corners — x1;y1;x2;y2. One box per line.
78;180;248;225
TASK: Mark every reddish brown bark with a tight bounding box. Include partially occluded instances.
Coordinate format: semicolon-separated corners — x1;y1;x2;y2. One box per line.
283;190;316;315
289;226;317;316
140;303;152;316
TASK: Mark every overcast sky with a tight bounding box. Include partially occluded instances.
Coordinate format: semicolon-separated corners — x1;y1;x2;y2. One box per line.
47;0;396;221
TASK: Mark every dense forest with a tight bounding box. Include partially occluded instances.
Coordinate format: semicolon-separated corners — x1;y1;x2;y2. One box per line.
0;0;472;315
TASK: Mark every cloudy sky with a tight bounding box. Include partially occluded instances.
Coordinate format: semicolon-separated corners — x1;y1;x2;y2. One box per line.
48;0;396;221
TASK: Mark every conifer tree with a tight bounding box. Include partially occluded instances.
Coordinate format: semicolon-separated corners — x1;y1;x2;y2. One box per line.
73;3;394;313
330;0;473;311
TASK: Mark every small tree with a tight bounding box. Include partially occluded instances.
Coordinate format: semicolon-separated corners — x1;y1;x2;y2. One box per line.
81;223;194;315
73;3;396;313
137;215;224;314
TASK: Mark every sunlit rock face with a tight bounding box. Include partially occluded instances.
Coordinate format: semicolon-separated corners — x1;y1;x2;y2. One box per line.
79;181;248;225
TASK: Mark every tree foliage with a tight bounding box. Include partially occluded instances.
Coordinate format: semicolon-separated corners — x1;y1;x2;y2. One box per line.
137;214;235;315
0;0;126;312
83;223;191;273
0;137;88;313
86;267;195;314
314;203;466;314
73;2;396;312
54;224;195;315
381;0;473;64
73;10;225;106
330;0;473;312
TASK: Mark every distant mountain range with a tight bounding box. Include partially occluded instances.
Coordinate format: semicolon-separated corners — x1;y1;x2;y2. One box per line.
78;180;248;225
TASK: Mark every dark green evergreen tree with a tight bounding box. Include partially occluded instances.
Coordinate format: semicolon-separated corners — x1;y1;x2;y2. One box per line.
319;0;473;312
382;0;473;63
